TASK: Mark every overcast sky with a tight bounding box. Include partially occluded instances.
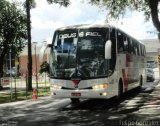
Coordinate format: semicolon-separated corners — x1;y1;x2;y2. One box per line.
12;0;157;44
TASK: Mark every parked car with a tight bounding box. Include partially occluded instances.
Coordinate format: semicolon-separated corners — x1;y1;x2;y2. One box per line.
147;68;155;82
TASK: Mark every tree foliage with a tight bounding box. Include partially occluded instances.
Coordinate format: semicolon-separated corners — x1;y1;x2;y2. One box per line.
90;0;150;19
90;0;160;38
39;61;49;75
45;0;160;38
23;0;36;9
0;0;27;77
46;0;70;7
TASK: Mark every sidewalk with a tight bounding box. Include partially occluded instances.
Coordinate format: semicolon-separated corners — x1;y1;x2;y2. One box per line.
129;80;160;122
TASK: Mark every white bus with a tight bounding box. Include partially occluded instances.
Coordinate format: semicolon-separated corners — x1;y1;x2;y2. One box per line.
42;24;146;102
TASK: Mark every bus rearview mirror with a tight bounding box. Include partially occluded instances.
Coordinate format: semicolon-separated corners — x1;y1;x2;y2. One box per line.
105;40;112;59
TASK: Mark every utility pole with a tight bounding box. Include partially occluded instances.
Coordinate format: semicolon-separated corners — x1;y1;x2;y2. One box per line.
32;42;38;94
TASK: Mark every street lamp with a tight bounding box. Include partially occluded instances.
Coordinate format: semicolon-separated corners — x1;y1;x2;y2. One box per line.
32;42;38;93
42;40;47;91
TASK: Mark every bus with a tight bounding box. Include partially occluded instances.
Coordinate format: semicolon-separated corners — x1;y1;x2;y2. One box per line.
41;24;146;102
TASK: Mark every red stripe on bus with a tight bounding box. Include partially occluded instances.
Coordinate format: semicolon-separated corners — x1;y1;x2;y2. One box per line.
126;53;130;67
122;69;128;92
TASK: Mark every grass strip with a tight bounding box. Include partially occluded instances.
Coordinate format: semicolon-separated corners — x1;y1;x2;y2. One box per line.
0;87;50;104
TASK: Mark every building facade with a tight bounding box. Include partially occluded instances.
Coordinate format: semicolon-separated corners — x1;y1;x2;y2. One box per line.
19;46;49;78
141;39;160;64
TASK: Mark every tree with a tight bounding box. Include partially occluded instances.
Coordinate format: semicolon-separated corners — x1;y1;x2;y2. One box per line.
89;0;160;38
0;0;27;78
25;0;36;91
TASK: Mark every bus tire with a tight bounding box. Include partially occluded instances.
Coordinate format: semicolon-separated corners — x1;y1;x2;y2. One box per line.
140;76;143;86
70;98;80;103
138;76;143;90
117;79;123;101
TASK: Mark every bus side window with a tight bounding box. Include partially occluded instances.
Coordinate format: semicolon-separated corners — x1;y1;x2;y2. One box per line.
132;40;140;56
128;38;134;54
132;40;136;55
137;44;140;56
117;32;124;53
142;45;144;56
144;46;146;56
142;45;145;56
57;40;62;53
138;44;141;56
124;37;128;52
124;37;131;53
110;29;116;55
139;44;141;56
109;29;116;70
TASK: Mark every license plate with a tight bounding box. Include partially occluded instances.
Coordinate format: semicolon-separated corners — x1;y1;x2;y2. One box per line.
71;92;81;96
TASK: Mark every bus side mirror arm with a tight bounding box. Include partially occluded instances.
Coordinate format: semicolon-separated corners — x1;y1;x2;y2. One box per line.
105;40;112;59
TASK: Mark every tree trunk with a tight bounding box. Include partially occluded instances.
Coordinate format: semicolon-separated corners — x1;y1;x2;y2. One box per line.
0;55;5;78
149;0;160;38
26;0;32;91
0;47;8;78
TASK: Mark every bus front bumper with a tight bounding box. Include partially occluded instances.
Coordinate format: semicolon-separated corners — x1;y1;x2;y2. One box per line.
51;89;116;99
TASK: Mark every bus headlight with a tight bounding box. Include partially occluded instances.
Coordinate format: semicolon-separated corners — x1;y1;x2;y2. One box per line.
92;84;108;90
51;85;62;90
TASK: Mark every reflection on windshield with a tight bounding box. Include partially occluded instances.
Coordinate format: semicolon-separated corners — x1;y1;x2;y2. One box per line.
76;37;106;78
52;37;76;78
56;39;76;53
51;29;112;79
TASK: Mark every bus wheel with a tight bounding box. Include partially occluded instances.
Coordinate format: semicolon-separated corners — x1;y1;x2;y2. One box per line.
138;76;143;90
70;98;80;104
140;76;143;86
117;79;123;101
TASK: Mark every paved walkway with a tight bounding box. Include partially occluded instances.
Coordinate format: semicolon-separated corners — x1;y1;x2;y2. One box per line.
122;80;160;125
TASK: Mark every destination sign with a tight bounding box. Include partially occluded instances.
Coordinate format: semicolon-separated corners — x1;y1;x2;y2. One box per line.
59;33;77;39
79;32;102;37
58;32;102;39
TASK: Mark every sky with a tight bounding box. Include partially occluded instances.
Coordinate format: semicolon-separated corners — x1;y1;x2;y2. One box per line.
11;0;157;44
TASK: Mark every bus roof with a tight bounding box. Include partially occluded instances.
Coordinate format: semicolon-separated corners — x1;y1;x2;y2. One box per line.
55;24;144;45
56;24;112;31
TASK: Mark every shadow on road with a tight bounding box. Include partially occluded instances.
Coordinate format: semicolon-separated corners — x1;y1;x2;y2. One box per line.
61;87;142;111
16;81;160;126
46;88;148;126
62;80;160;111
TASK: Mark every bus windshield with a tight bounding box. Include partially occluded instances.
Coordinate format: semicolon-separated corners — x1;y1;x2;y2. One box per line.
51;28;111;79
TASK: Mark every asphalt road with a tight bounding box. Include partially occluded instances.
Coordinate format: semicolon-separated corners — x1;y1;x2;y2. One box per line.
0;80;160;126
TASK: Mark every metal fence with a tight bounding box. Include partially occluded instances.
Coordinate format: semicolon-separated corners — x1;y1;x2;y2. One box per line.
0;74;50;103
